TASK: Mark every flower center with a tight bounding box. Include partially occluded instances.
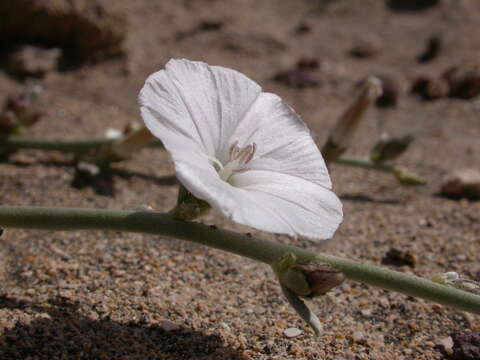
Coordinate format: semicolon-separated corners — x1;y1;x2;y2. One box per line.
211;141;256;182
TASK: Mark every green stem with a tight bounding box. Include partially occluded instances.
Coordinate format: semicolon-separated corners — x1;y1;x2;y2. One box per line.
0;136;424;185
0;136;114;154
334;157;395;172
0;135;164;155
0;206;478;314
334;156;427;185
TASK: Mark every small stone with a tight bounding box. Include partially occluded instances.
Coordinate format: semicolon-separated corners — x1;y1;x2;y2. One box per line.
360;309;373;317
294;21;311;35
0;0;126;61
284;327;303;338
159;319;181;332
104;128;123;139
411;76;450;101
350;35;383;58
273;58;321;89
77;161;101;176
436;336;454;355
439;169;480;200
352;331;367;344
6;45;61;77
443;64;480;99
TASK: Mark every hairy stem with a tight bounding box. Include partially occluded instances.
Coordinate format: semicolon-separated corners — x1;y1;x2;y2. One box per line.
0;206;477;314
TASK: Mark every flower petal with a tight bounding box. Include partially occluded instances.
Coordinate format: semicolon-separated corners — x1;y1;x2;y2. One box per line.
224;92;332;188
139;59;261;158
139;59;342;241
173;151;341;240
228;170;343;240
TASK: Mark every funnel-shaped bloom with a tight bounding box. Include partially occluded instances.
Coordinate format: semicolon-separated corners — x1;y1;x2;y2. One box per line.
139;59;342;240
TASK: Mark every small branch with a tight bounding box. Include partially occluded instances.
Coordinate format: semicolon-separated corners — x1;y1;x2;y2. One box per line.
335;156;394;172
0;206;477;314
334;156;427;186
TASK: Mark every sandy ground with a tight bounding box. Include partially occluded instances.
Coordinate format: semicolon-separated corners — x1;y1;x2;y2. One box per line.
0;0;479;359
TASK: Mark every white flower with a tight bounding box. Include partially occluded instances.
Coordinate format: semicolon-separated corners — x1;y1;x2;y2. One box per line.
139;59;342;240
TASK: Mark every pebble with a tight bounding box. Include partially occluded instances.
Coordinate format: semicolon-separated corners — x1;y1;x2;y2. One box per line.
436;336;453;355
352;331;367;344
439;169;480;200
6;45;61;77
159;319;181;332
284;327;303;338
350;34;383;58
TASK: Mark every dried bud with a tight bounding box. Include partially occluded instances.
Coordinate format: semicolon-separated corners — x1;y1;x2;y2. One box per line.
296;263;345;298
277;255;345;298
370;133;414;163
322;76;382;163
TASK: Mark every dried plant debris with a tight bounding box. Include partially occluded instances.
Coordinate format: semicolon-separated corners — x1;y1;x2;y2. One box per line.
412;64;480;101
71;162;116;197
382;247;417;268
376;74;402;108
443;64;480;99
272;58;321;89
417;34;442;63
411;76;450;101
0;0;126;62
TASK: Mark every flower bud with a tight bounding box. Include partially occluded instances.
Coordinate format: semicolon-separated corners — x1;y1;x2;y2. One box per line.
295;262;345;298
277;254;345;298
322;76;382;163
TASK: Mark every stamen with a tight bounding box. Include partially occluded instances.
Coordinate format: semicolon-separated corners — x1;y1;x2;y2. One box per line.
229;141;240;161
243;142;256;165
220;141;258;182
233;167;250;173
